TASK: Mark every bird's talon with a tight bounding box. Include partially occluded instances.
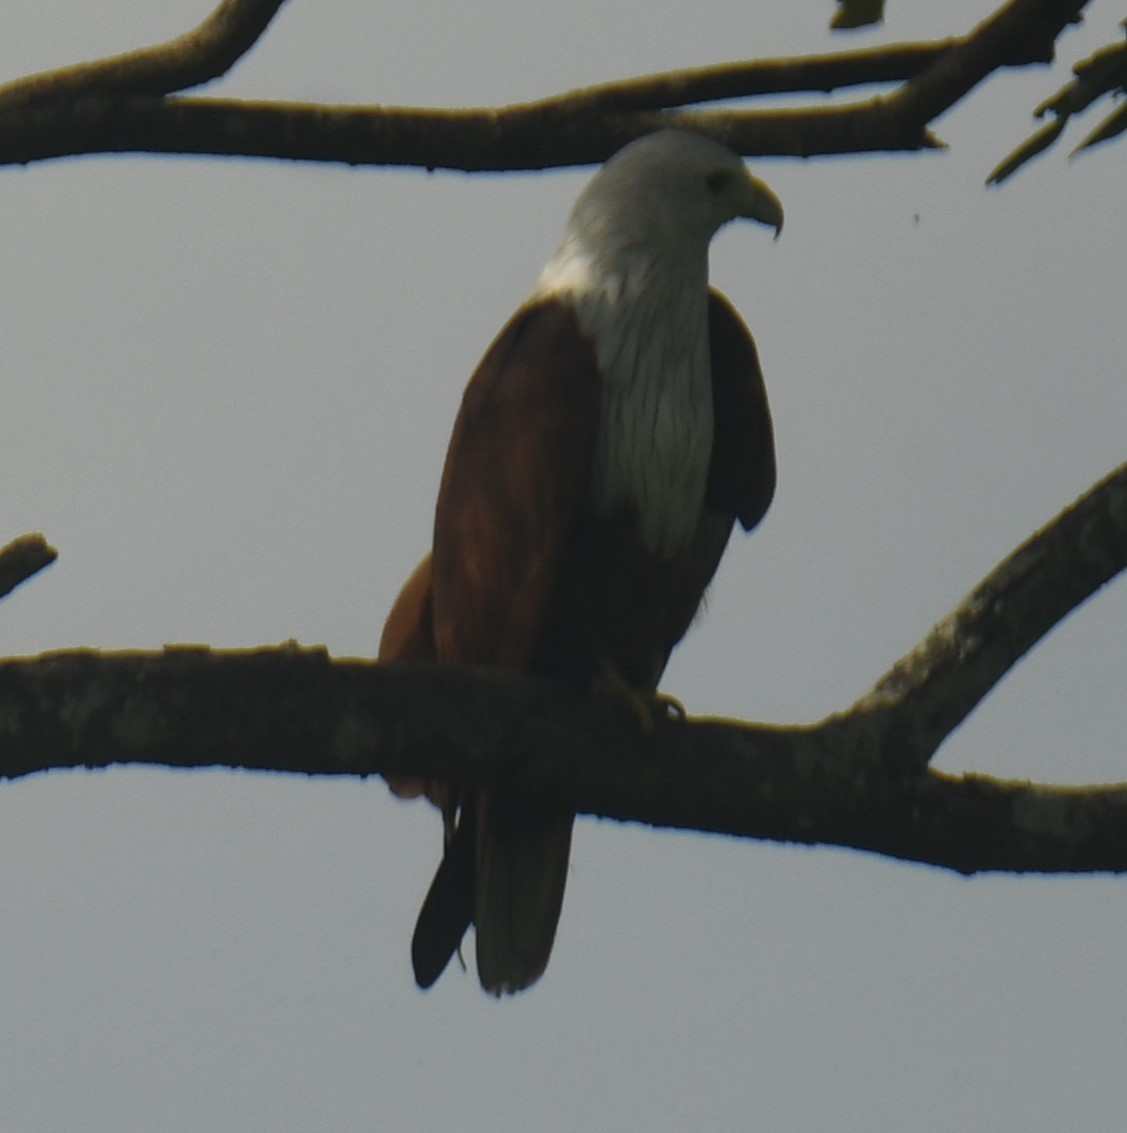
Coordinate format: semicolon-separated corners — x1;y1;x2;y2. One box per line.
657;693;686;722
595;661;685;732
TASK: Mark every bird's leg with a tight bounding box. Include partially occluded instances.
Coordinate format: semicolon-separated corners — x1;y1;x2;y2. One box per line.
440;788;459;849
656;692;686;722
594;660;684;731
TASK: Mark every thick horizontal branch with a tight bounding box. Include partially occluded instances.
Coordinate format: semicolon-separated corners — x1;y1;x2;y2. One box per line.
0;646;1124;876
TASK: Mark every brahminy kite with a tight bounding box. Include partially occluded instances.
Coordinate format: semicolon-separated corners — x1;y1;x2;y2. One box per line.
380;129;782;996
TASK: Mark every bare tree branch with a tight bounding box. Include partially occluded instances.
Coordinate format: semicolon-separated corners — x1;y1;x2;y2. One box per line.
853;460;1127;774
2;460;1124;875
0;533;57;601
0;645;1125;875
0;0;1092;170
0;0;290;112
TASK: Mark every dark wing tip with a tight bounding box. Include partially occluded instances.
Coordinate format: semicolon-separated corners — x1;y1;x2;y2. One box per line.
410;805;477;990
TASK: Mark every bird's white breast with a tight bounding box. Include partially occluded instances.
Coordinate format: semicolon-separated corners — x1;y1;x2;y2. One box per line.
560;267;713;560
534;234;716;559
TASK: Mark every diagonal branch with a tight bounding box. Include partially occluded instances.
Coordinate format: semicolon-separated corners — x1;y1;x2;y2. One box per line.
852;459;1127;773
0;0;289;112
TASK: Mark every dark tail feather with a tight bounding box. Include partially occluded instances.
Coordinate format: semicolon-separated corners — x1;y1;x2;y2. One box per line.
411;801;477;990
475;797;574;997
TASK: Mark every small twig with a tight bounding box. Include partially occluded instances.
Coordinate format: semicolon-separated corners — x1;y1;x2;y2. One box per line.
0;0;290;112
0;533;57;601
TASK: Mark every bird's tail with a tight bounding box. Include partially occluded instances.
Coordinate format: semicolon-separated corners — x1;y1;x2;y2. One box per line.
411;794;574;995
474;794;574;996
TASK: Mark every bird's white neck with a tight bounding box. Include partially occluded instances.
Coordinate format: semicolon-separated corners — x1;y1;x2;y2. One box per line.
534;241;714;560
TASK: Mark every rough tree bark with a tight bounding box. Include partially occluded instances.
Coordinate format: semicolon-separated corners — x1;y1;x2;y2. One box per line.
2;462;1125;875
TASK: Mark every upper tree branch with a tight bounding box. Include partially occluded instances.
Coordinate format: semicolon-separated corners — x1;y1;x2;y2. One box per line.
0;0;1092;169
0;0;289;112
1;460;1124;875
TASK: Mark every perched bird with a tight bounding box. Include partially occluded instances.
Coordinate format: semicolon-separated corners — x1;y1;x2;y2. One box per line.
380;129;782;996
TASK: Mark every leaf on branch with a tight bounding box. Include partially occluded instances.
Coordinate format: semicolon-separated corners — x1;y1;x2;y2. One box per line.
1071;95;1127;154
992;25;1127;183
1038;38;1127;118
830;0;885;31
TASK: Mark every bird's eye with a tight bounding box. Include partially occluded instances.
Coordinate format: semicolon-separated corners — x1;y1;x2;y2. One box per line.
705;170;732;194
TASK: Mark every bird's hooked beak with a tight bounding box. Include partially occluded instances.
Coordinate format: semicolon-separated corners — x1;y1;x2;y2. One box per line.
739;172;784;239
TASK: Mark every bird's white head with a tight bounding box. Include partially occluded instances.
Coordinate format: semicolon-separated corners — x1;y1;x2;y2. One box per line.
537;130;782;300
583;129;782;240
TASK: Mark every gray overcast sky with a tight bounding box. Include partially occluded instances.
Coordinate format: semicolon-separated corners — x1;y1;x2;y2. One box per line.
2;2;1126;1130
